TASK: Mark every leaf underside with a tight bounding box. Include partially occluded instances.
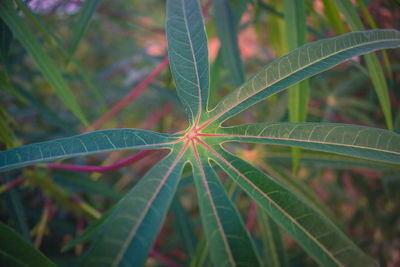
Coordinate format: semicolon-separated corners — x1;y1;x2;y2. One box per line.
1;0;399;266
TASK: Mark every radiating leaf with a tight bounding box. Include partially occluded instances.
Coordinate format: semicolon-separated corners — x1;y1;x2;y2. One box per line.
203;144;374;266
202;122;400;164
0;129;181;172
166;0;209;126
334;0;393;130
0;221;56;267
190;141;261;266
0;0;88;125
68;0;101;60
213;0;245;86
199;30;400;129
80;142;189;267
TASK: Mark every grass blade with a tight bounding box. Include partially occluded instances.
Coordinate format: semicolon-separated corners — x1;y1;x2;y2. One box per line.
283;0;309;173
68;0;101;61
213;0;245;86
334;0;393;130
0;0;88;125
257;207;288;267
0;221;56;267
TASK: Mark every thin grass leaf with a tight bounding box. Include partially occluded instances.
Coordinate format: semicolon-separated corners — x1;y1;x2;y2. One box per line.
62;205;116;253
284;0;309;173
257;207;288;267
68;0;101;61
14;0;107;110
0;0;88;125
213;0;245;86
0;221;56;267
334;0;393;130
171;194;198;261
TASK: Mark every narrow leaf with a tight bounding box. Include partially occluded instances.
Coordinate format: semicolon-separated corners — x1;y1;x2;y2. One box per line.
68;0;101;60
0;129;181;172
283;0;309;172
171;195;197;261
199;29;400;129
166;0;209;126
213;0;245;86
203;143;374;266
190;140;261;266
62;205;116;252
334;0;393;129
80;142;189;267
0;0;88;125
257;207;288;267
0;221;56;267
3;176;31;242
202;122;400;164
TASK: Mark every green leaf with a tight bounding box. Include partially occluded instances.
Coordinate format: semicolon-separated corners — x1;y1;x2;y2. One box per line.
203;122;400;164
80;143;188;267
257;207;288;267
0;0;89;126
3;176;31;242
283;0;309;173
334;0;393;130
200;29;400;129
0;221;56;267
321;0;346;35
0;129;181;172
0;19;12;72
68;0;101;60
166;0;209;127
14;0;107;109
171;194;197;261
205;144;375;266
213;0;245;86
190;141;261;266
62;205;116;253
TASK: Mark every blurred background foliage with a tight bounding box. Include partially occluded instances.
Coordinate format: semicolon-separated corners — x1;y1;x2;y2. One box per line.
1;0;400;266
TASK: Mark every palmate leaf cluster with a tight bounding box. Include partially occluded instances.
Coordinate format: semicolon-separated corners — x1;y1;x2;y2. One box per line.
0;0;400;266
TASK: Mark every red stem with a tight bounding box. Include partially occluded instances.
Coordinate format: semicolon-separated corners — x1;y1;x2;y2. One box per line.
246;200;257;232
150;249;183;267
48;150;152;173
86;57;170;132
0;177;24;193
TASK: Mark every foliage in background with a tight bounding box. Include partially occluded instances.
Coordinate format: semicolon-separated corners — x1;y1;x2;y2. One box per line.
1;0;400;266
